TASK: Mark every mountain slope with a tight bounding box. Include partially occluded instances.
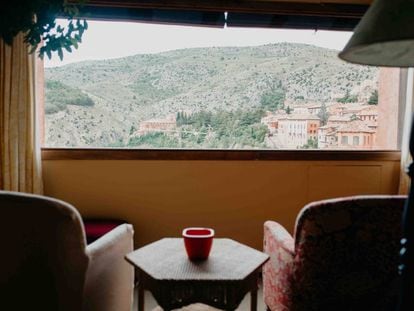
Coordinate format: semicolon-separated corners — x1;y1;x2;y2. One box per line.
45;43;378;147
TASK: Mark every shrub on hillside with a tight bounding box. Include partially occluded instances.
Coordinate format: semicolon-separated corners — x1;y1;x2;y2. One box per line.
45;80;95;114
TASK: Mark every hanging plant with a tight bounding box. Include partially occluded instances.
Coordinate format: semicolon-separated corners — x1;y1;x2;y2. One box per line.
0;1;88;60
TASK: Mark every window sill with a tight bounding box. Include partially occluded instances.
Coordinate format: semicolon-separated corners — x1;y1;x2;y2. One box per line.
41;148;401;161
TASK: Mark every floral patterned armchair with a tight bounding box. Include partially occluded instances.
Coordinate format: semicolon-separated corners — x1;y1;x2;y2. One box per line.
263;195;406;311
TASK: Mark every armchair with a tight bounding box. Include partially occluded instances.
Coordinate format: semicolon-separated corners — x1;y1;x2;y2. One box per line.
0;191;134;311
263;195;406;311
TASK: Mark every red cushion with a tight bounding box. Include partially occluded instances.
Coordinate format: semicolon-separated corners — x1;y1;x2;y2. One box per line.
83;219;126;243
84;223;119;237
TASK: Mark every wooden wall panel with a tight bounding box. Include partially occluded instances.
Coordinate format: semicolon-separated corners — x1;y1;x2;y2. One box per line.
42;158;400;249
307;165;382;202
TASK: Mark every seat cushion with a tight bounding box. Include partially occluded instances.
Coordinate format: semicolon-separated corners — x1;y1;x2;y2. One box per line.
84;218;126;244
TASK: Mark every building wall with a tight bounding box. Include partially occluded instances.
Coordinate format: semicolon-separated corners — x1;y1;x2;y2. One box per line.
42;158;400;250
376;68;402;149
279;120;308;147
337;132;375;149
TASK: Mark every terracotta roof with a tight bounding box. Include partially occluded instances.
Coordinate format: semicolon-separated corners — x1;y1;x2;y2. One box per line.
337;121;375;133
319;125;337;130
328;116;350;122
279;113;320;121
357;108;378;116
141;118;176;124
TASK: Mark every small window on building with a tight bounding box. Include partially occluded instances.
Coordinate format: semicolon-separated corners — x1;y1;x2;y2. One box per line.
353;136;360;146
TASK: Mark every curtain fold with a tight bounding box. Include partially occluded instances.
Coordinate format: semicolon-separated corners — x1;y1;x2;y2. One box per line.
0;33;43;194
399;68;414;195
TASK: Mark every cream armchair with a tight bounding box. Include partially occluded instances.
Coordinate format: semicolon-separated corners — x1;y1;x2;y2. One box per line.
0;191;134;311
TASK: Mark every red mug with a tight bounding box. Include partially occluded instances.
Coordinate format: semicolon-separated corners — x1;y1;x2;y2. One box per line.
182;227;215;261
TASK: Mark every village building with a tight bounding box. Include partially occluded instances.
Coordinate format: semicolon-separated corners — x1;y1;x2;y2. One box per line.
278;114;320;148
339;103;367;117
327;102;347;115
260;110;287;135
327;115;351;127
293;103;323;115
137;114;176;136
336;120;376;149
318;125;338;149
357;106;378;122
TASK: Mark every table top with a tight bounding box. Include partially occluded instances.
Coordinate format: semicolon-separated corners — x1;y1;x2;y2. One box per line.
126;238;269;281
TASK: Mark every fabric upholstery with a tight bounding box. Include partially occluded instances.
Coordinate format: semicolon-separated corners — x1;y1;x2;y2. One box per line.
0;34;43;193
84;218;126;244
0;191;134;311
263;195;406;311
84;224;134;311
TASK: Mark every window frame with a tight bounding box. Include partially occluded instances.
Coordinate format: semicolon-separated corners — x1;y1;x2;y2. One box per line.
41;148;400;161
40;1;402;160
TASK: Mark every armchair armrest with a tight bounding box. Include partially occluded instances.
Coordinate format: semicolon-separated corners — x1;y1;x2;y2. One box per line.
263;221;295;311
264;220;294;256
83;224;134;311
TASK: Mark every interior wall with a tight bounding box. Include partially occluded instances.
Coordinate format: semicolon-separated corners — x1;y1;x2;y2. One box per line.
42;159;400;250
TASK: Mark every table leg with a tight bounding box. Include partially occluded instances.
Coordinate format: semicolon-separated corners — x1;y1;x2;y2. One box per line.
250;287;257;311
138;284;145;311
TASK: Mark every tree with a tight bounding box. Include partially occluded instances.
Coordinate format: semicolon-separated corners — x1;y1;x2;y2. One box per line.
301;138;318;149
337;90;358;103
368;90;378;105
350;114;359;121
1;1;88;60
260;88;285;111
317;103;329;126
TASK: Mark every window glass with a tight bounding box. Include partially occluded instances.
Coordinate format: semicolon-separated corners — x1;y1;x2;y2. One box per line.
43;20;402;150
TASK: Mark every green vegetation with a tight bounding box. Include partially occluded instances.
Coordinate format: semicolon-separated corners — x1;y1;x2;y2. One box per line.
337;90;358;103
260;81;286;111
131;74;178;102
129;109;269;149
317;103;329;126
45;80;95;114
368;90;378;105
301;138;318;149
128;132;179;148
350;114;359;121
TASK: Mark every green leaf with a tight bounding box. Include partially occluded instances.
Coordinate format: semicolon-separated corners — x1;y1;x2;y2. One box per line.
71;38;79;49
84;20;88;30
74;34;82;43
58;48;63;61
64;45;72;53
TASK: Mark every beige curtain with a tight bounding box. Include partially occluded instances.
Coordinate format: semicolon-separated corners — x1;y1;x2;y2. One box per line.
0;33;43;194
399;68;414;195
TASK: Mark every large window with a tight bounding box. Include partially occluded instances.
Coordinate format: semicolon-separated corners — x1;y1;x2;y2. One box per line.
43;19;403;150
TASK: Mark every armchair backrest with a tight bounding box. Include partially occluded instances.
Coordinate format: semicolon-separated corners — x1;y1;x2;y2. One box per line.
292;195;405;310
0;191;89;311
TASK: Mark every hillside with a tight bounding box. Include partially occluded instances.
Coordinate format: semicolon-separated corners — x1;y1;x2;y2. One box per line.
45;80;95;114
45;43;378;147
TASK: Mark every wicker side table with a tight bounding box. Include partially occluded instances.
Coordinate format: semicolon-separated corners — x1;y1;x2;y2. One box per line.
126;238;269;311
